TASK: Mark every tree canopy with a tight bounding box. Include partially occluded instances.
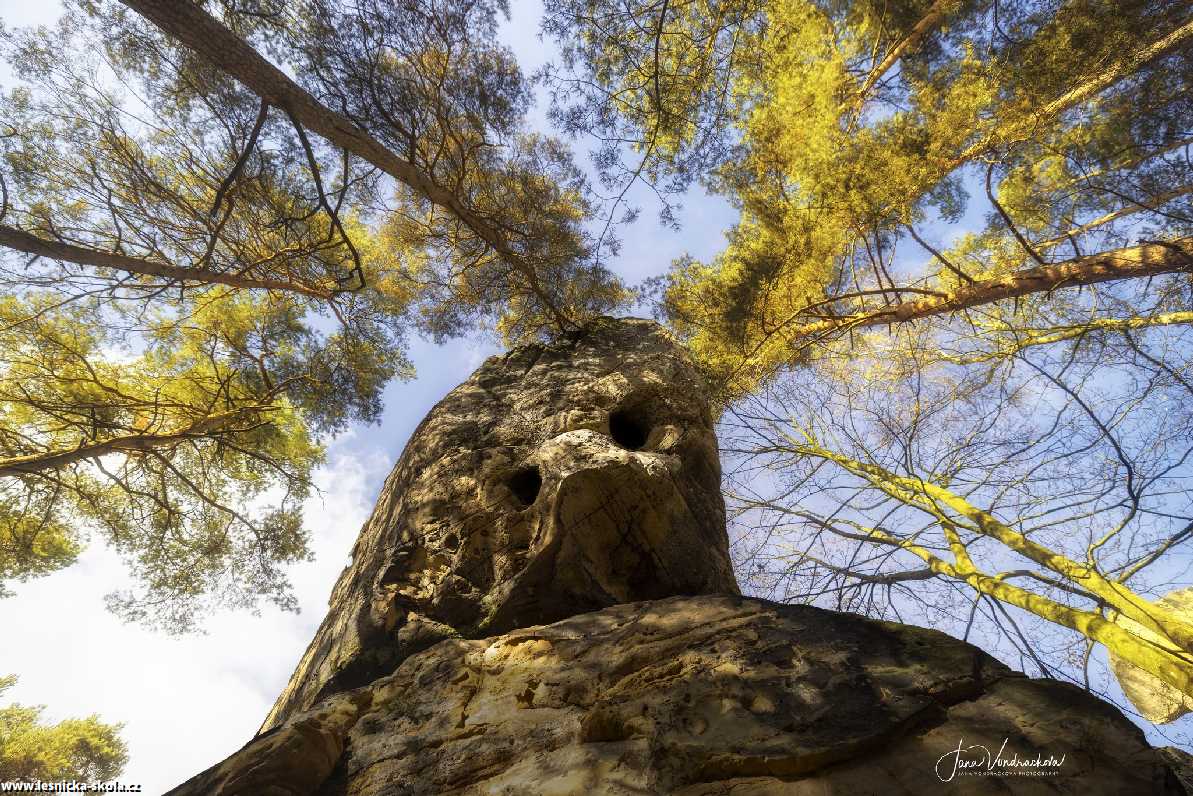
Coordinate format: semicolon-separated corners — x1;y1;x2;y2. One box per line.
3;0;1193;743
544;0;1193;733
0;675;127;781
547;0;1191;396
0;0;625;629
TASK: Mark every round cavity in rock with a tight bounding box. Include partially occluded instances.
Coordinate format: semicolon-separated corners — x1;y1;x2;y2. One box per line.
508;467;543;507
609;408;650;451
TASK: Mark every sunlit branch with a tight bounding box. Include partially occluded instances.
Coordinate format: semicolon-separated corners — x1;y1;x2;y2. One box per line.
120;0;575;330
0;224;336;300
850;0;955;118
0;406;276;478
784;237;1192;344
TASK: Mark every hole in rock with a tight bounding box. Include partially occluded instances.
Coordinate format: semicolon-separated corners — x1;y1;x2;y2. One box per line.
378;562;405;585
609;408;650;451
508;466;542;507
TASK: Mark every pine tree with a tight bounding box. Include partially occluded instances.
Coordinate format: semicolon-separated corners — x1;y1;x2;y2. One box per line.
0;675;127;782
544;0;1193;724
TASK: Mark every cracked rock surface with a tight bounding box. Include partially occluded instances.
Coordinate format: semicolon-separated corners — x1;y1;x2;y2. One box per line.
261;318;738;732
170;596;1181;795
166;318;1187;794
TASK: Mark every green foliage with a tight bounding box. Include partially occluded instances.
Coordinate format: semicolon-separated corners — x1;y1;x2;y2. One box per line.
387;134;631;344
0;14;415;628
77;0;628;342
0;675;127;781
0;0;635;630
543;0;767;226
546;0;1193;398
0;290;333;630
0;493;81;599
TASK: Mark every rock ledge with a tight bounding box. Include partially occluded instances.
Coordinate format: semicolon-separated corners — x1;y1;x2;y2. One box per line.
171;595;1182;795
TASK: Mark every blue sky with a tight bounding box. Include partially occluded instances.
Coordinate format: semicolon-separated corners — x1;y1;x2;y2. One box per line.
0;0;737;791
4;0;1185;790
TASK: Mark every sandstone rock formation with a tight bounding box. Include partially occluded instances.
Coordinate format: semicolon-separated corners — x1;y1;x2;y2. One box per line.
168;318;1189;795
262;318;739;731
174;597;1182;795
1163;747;1193;794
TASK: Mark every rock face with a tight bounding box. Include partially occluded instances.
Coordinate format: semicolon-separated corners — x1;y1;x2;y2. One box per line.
168;318;1189;795
176;597;1181;795
261;318;738;731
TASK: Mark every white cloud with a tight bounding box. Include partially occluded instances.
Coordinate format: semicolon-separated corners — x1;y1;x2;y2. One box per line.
0;448;378;794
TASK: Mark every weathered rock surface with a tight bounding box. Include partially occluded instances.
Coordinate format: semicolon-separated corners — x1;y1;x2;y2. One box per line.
167;318;1191;794
1162;747;1193;794
171;596;1182;795
262;318;738;731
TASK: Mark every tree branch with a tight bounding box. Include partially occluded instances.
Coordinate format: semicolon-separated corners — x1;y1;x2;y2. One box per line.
120;0;575;330
784;237;1193;340
0;224;335;300
0;407;274;478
